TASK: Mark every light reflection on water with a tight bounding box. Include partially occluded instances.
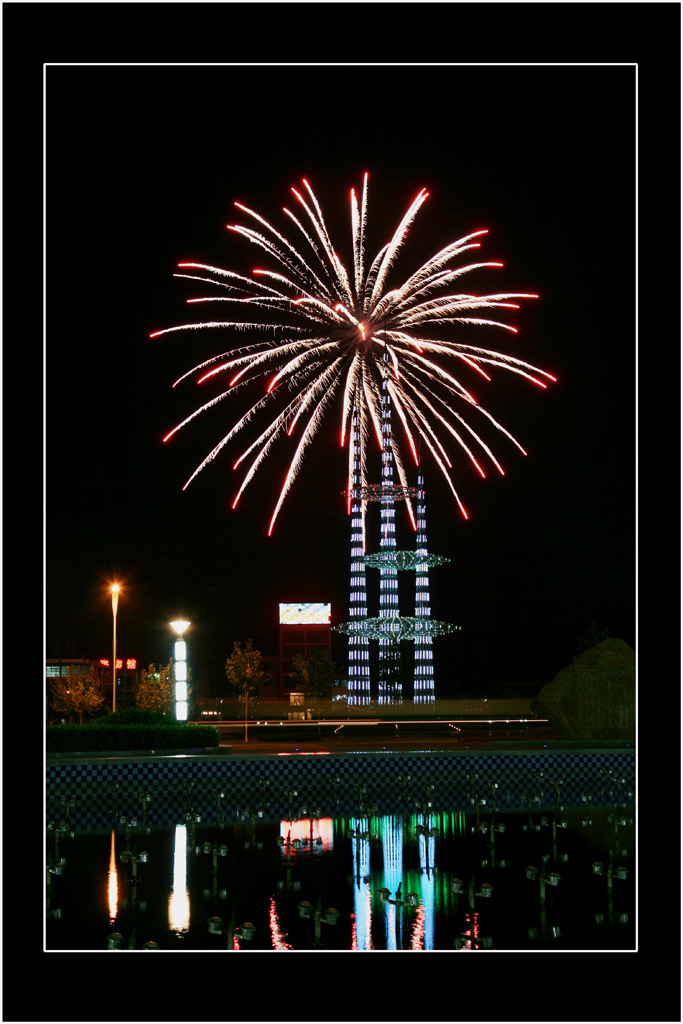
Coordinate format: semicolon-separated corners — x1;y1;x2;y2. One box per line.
168;824;190;936
107;831;118;925
46;801;635;952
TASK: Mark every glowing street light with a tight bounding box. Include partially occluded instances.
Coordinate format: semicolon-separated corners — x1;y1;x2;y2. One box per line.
111;584;120;713
170;620;191;721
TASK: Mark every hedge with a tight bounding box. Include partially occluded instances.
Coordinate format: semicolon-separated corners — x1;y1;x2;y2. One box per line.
46;722;221;753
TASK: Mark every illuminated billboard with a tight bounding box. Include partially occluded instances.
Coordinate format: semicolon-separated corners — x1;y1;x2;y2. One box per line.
279;603;331;625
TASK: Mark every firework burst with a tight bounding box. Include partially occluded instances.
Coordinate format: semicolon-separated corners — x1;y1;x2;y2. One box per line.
152;175;556;535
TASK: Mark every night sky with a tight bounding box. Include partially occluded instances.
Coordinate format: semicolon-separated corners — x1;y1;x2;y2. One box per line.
37;9;666;699
43;60;637;694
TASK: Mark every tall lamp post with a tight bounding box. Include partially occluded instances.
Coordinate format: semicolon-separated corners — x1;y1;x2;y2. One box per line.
170;620;191;721
111;584;120;714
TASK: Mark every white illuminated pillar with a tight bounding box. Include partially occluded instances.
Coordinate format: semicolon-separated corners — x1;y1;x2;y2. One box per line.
413;470;435;703
378;354;400;704
170;620;191;721
347;403;371;706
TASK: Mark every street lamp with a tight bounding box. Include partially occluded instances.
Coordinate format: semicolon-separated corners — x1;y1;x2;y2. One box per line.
298;895;340;948
170;620;191;721
111;584;120;713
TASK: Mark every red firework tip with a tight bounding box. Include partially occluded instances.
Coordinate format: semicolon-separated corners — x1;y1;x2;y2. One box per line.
162;429;175;443
231;495;240;509
267;377;278;393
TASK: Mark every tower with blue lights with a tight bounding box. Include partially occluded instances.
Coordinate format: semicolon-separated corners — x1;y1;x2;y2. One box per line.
339;362;458;703
346;404;371;706
378;360;400;704
413;469;435;703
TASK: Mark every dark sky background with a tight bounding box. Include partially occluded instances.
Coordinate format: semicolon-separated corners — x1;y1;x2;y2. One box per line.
43;58;638;694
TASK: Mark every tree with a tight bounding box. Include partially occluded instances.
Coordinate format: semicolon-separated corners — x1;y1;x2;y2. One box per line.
225;640;270;742
289;647;342;714
574;621;610;659
135;660;176;714
49;664;105;724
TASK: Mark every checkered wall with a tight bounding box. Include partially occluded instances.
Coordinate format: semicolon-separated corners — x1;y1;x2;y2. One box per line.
47;750;635;834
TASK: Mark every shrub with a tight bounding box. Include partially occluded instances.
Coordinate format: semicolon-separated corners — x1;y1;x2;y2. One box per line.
46;722;220;753
96;708;167;726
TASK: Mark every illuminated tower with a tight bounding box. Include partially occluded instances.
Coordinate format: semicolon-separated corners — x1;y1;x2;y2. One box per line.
413;470;435;704
337;369;460;702
347;403;371;705
378;355;400;704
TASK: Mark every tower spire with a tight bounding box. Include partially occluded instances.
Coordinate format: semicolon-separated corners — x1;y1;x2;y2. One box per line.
347;399;371;705
413;467;435;703
378;348;401;703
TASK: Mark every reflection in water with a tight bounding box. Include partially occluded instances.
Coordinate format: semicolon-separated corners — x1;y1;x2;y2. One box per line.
418;829;436;949
168;824;190;935
280;818;334;853
410;903;426;950
269;896;293;950
382;815;403;950
107;830;118;925
350;817;372;950
47;781;635;952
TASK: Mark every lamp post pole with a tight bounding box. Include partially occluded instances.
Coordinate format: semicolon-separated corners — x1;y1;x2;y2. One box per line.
111;585;120;714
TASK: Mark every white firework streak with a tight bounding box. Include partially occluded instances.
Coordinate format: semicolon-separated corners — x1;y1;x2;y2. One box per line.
369;187;430;307
398;371;488;477
351;173;369;299
399;360;520;466
230;361;342;517
153;175;555;532
266;360;344;535
341;350;362;448
389;377;456;476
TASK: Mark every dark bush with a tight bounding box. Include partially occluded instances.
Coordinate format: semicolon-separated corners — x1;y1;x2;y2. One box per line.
95;708;167;726
46;722;220;753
